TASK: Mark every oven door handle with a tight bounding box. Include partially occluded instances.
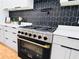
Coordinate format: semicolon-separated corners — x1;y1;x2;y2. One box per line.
18;38;50;49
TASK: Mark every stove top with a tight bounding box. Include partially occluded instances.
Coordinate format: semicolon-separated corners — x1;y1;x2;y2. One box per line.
20;25;57;32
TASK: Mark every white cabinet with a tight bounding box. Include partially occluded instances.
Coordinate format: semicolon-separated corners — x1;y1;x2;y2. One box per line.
3;25;18;52
0;25;4;43
51;43;70;59
4;0;34;11
0;10;9;23
51;43;79;59
53;35;79;50
70;50;79;59
3;0;16;9
0;0;9;23
51;32;79;59
60;0;68;3
15;0;34;8
60;0;79;6
52;25;79;59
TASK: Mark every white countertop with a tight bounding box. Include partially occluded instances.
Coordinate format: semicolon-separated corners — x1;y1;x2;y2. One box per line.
0;22;32;27
54;25;79;38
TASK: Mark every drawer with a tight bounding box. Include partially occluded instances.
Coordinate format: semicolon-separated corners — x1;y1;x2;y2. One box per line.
3;25;18;33
3;25;9;31
10;40;18;52
4;31;17;39
11;37;17;44
4;32;17;43
53;35;79;50
6;38;17;52
9;27;18;33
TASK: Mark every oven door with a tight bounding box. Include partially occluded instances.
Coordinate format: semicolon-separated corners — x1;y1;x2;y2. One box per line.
18;37;51;59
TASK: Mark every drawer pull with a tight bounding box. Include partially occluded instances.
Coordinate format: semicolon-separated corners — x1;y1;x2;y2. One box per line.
5;38;8;40
15;6;21;8
61;45;79;51
12;27;16;29
5;30;8;32
68;37;79;40
13;41;16;43
4;25;8;27
12;32;16;34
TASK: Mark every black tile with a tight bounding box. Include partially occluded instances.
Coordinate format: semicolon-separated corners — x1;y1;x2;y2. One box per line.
9;0;79;27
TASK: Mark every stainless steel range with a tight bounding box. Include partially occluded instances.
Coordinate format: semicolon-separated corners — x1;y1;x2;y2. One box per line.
17;25;57;59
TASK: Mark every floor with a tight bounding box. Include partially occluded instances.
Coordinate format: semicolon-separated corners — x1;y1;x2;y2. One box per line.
0;43;21;59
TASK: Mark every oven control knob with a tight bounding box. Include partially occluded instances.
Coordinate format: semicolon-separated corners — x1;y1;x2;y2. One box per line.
18;31;20;33
25;32;27;35
29;33;32;36
44;37;48;40
33;34;36;37
21;32;24;34
38;36;42;39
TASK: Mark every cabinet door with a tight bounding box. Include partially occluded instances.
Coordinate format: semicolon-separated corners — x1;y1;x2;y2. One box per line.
60;0;68;3
3;0;33;9
70;50;79;59
0;25;4;43
16;0;34;8
51;44;70;59
4;37;11;47
0;30;3;43
4;36;18;52
3;0;16;8
4;31;17;51
11;40;18;52
3;26;18;52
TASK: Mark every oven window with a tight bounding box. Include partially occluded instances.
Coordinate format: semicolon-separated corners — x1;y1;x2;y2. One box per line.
21;40;43;55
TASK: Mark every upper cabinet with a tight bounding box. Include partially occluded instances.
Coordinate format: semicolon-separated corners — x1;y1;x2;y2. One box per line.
3;0;34;11
60;0;79;6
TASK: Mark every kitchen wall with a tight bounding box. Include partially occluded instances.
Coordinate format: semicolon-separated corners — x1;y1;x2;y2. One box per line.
9;0;79;27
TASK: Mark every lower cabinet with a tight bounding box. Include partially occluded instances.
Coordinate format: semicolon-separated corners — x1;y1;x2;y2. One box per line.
3;25;18;52
0;31;4;43
0;25;4;43
70;50;79;59
51;43;79;59
0;24;18;52
9;39;17;52
51;43;70;59
4;36;18;51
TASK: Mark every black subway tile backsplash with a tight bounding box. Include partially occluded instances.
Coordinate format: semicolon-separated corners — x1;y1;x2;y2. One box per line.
9;0;79;27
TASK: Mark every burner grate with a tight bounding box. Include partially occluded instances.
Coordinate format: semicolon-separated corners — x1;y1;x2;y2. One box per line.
20;25;57;32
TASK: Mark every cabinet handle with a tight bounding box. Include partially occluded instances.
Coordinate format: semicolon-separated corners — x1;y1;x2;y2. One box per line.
15;7;21;8
4;25;8;27
13;41;16;43
61;45;79;51
5;30;8;32
12;32;16;34
68;37;79;40
12;27;16;29
5;38;8;40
